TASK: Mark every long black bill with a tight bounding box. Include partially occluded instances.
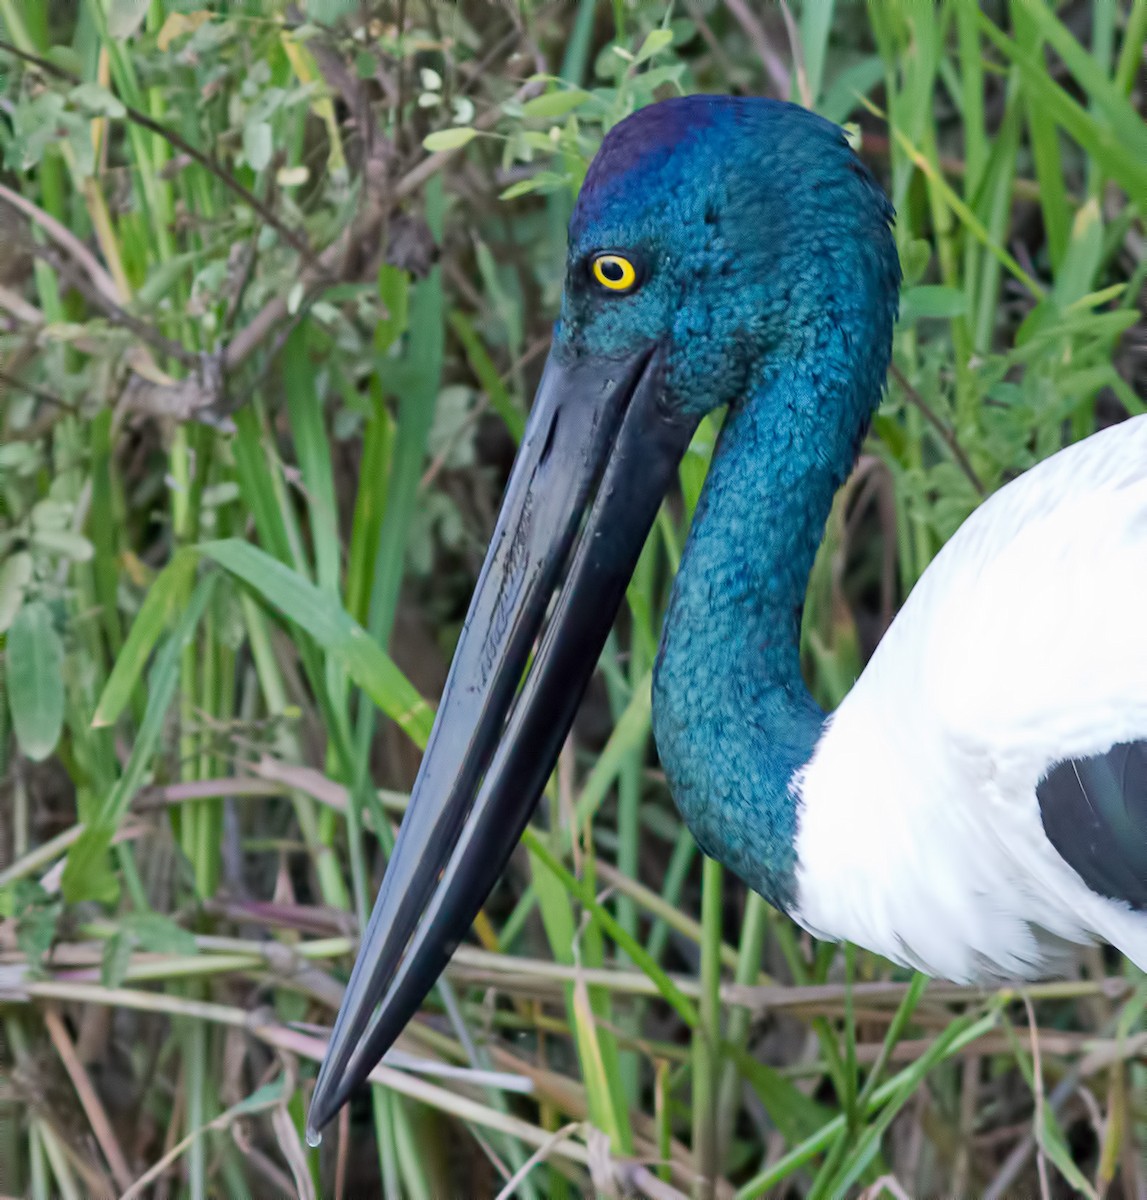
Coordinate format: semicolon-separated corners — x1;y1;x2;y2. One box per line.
307;343;699;1138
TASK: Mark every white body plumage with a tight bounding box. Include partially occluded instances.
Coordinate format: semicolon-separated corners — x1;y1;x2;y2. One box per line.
793;415;1147;982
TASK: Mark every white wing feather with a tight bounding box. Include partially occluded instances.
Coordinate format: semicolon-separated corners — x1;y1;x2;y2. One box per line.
794;416;1147;981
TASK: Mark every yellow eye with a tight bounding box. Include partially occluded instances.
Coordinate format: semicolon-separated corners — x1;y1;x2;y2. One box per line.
591;253;638;293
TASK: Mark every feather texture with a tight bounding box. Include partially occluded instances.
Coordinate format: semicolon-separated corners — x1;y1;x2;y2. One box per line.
794;416;1147;981
1038;741;1147;910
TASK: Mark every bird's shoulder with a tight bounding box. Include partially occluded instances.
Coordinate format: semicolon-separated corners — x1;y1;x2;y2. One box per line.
867;415;1147;773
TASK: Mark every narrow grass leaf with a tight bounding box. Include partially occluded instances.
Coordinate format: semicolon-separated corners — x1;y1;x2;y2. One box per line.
64;575;217;902
1012;0;1071;271
523;830;698;1028
1053;198;1104;309
977;13;1147;201
284;327;340;594
1015;0;1147;158
232;406;307;570
732;1048;834;1145
449;310;525;443
199;539;433;747
571;670;652;838
92;549;198;727
570;974;626;1150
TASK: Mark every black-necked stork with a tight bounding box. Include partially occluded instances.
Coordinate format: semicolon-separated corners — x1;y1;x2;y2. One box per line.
308;94;1147;1139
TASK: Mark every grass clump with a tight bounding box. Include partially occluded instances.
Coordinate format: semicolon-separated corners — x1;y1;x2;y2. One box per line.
1;2;1145;1197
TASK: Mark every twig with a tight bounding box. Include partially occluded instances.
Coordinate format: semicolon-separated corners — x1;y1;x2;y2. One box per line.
982;1070;1081;1200
722;0;790;97
493;1121;585;1200
41;1006;134;1193
0;38;315;265
890;362;986;495
859;1175;912;1200
951;1053;980;1197
35;244;201;368
118;1072;291;1200
223;77;544;373
0;281;44;326
0;182;121;304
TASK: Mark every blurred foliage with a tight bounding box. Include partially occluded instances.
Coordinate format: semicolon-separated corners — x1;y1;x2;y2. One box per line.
0;1;1145;1197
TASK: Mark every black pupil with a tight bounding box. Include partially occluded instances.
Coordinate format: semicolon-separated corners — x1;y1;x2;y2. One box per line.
600;259;625;282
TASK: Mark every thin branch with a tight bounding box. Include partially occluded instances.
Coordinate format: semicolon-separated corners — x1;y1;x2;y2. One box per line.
0;182;121;304
223;77;544;371
0;37;315;265
35;244;201;368
890;362;986;495
41;1006;134;1193
722;0;790;97
0;367;75;412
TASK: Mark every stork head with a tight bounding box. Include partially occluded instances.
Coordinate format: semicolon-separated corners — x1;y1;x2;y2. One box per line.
307;95;898;1139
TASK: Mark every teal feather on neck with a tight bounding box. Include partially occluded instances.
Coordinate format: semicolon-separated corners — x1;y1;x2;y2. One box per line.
654;358;878;909
559;95;901;909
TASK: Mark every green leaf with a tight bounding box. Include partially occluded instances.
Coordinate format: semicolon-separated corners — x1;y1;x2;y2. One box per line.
14;881;63;968
0;552;33;634
523;831;699;1029
1053;198;1104;310
733;1048;834;1145
7;601;65;761
449;310;525;443
69;82;126;119
1039;1104;1100;1198
976;13;1147;203
121;912;198;955
1014;0;1147;162
818;56;885;124
633;28;674;65
243;121;273;171
375;264;410;355
421;126;478;152
62;826;119;906
500;171;569;200
283;328;340;595
101;931;134;988
520;89;592;120
898;285;968;323
304;0;359;19
106;0;149;40
30;530;94;562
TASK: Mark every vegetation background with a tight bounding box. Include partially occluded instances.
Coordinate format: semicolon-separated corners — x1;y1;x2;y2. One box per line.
0;1;1144;1196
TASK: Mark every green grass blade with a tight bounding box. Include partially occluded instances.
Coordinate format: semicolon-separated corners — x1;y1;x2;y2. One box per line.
524;830;700;1029
92;550;198;727
63;573;217;902
1014;0;1147;156
977;11;1147;201
198;539;433;747
283;327;340;595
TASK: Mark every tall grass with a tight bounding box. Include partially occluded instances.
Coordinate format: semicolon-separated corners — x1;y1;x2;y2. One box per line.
0;2;1144;1196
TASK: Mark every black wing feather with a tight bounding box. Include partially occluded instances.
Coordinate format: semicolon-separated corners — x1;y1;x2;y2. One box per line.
1038;741;1147;910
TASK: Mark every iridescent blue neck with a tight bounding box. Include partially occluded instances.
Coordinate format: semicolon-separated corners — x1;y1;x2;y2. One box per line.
652;361;866;910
